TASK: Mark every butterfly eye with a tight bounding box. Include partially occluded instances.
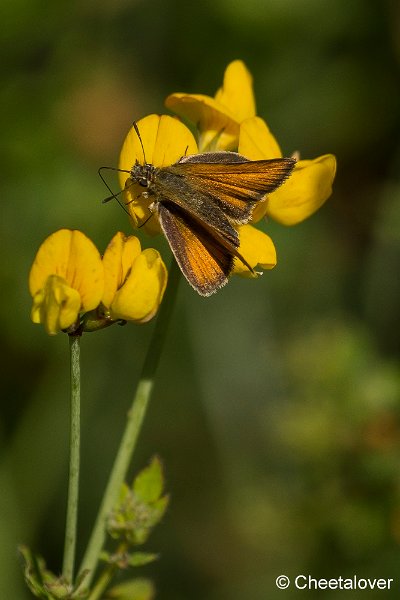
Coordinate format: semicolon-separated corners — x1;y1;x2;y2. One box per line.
139;178;148;187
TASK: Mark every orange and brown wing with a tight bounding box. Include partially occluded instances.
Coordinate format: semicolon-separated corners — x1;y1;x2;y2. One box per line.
157;201;235;296
171;155;296;223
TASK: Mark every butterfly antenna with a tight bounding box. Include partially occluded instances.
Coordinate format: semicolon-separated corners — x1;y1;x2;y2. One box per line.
98;166;132;215
133;121;147;164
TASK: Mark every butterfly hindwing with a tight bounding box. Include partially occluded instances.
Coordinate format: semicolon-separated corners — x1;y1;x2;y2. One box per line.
156;201;235;296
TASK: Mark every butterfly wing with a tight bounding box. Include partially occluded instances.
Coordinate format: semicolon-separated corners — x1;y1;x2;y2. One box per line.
147;153;295;294
172;153;296;223
156;201;235;296
153;168;240;247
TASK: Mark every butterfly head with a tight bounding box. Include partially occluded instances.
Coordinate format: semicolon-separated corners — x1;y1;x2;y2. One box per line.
130;160;156;188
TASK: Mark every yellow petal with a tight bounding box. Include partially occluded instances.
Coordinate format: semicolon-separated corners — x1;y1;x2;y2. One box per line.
119;114;198;184
31;274;81;335
214;60;256;122
64;233;104;309
165;60;256;151
251;197;269;224
238;116;282;159
119;114;198;233
29;229;104;311
110;249;168;323
29;229;72;293
165;93;239;151
233;224;277;276
266;154;337;226
102;232;142;307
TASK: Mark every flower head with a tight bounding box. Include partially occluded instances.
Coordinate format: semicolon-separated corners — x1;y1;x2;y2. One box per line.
29;230;167;334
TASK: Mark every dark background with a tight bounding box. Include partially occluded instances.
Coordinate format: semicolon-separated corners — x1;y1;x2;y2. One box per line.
1;0;400;598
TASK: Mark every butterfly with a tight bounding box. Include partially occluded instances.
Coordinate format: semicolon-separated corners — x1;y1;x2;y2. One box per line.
108;124;296;296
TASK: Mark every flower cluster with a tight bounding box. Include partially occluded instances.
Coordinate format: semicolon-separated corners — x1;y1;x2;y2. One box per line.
29;230;167;335
119;60;336;274
29;60;336;332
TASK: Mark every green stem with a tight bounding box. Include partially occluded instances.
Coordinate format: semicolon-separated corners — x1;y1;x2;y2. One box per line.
79;259;181;587
86;542;127;600
86;565;117;600
62;333;81;582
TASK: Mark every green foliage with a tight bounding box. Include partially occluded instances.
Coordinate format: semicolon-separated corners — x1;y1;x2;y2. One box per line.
133;457;165;504
100;551;159;570
89;458;169;598
127;553;159;568
19;546;88;600
105;578;155;600
107;457;169;546
19;458;167;599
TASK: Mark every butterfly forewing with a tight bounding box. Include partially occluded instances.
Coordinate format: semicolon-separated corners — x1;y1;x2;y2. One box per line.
169;154;296;222
157;202;235;296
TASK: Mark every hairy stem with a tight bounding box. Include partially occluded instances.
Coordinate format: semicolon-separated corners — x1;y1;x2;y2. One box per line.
62;333;81;582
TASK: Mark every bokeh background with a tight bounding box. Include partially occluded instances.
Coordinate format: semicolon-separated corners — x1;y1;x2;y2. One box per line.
1;0;400;598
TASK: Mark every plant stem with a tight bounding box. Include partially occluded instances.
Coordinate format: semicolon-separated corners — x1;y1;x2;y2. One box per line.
62;333;81;582
86;542;127;600
86;565;117;600
79;259;181;587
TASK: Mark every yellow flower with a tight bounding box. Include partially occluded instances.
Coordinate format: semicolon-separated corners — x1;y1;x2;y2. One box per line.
165;59;255;152
29;229;104;335
29;230;168;334
119;114;198;235
102;232;168;323
239;116;337;226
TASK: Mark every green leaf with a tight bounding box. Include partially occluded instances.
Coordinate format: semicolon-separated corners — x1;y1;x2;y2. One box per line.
133;456;164;503
99;550;112;563
128;552;159;567
19;545;89;600
107;457;169;545
150;495;169;525
19;545;59;599
118;482;130;503
106;578;155;600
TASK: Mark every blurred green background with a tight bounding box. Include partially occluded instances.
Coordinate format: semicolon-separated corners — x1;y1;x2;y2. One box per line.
1;0;400;598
